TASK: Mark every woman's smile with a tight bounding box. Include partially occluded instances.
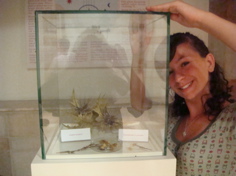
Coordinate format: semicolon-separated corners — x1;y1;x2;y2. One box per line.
179;81;193;90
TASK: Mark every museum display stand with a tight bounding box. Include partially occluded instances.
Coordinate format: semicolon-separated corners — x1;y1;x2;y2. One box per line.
31;148;176;176
31;10;176;176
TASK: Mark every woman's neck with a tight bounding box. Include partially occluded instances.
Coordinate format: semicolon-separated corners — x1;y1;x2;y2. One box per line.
185;99;206;119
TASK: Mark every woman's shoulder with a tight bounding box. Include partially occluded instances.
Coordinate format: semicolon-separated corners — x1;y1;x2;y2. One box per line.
223;102;236;112
217;102;236;122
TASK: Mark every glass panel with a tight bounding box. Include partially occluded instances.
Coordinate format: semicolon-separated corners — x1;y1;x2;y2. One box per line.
35;11;169;160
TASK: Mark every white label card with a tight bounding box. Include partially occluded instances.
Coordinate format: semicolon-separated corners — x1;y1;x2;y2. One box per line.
61;128;91;142
119;129;149;142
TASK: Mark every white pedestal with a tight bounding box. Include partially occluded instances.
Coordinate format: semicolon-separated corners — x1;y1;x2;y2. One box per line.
31;149;176;176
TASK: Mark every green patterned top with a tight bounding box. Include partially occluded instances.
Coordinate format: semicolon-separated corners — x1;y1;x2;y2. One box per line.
167;103;236;176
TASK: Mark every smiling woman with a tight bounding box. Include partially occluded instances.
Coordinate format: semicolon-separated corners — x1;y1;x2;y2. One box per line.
164;32;235;175
130;32;236;175
142;1;236;175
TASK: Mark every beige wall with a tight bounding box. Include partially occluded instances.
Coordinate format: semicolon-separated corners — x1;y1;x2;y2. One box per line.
209;0;236;80
0;101;40;176
0;0;37;101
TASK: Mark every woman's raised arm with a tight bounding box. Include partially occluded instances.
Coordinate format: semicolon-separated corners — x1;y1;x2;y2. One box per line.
147;1;236;52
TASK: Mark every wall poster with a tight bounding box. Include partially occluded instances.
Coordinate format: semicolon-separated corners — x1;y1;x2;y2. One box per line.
26;0;148;68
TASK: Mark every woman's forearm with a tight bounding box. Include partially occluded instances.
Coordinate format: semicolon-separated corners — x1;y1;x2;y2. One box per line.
198;12;236;52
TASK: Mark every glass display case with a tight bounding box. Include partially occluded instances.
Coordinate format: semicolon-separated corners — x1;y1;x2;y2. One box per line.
35;11;170;160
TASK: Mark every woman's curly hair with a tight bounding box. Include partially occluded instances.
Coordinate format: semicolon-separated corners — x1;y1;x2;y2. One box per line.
170;32;234;118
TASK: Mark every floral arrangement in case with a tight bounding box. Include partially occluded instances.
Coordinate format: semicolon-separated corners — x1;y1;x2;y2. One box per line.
64;90;122;131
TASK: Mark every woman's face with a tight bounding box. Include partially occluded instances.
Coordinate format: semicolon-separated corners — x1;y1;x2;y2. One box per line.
169;42;215;101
